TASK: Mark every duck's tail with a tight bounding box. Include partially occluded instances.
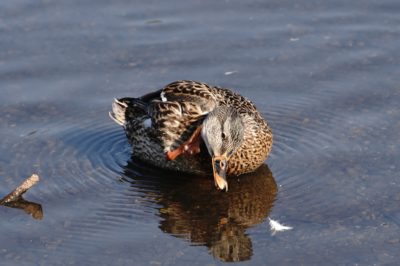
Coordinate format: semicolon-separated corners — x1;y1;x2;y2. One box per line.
109;98;128;126
109;97;148;126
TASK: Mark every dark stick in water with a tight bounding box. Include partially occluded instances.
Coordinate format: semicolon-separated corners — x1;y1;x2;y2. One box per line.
0;174;40;204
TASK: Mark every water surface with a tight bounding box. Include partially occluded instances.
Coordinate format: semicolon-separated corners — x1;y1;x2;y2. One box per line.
1;0;400;265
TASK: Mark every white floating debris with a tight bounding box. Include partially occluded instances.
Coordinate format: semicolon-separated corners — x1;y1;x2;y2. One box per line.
224;71;238;76
290;38;299;42
269;218;293;235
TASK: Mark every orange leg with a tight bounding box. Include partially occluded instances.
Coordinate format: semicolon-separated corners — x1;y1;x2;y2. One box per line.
166;145;184;161
166;126;203;161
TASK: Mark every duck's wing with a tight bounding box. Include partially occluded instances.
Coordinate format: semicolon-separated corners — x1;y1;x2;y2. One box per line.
150;80;217;153
161;80;217;114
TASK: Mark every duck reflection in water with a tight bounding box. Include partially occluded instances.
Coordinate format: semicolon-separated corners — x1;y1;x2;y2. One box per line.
123;159;277;262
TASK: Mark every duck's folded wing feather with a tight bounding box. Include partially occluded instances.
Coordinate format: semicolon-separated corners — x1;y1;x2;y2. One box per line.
161;80;217;114
149;81;217;152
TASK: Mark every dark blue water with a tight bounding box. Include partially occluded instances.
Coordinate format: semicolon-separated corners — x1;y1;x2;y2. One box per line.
1;0;400;265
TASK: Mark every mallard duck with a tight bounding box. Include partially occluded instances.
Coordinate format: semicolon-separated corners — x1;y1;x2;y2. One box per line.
110;80;273;191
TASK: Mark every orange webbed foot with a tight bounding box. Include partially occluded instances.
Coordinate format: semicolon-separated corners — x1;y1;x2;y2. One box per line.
165;126;203;161
166;147;184;161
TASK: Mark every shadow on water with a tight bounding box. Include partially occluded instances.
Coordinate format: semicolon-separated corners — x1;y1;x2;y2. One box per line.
122;159;277;262
1;197;43;220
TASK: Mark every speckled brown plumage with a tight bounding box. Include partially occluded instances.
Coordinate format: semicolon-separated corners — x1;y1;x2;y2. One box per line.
110;80;273;177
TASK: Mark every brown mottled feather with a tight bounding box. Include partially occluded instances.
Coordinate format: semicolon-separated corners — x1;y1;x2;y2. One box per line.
110;80;273;176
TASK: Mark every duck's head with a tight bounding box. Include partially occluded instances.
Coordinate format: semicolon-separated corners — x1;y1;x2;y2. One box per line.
201;106;245;191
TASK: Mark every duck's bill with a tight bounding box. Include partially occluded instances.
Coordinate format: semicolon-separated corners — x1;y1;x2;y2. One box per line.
212;156;228;191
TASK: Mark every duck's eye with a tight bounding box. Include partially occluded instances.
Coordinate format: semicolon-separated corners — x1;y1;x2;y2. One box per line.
221;132;226;139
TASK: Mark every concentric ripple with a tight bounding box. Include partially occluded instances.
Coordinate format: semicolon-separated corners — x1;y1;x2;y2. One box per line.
2;103;281;263
265;91;343;160
255;89;353;224
5;106;132;199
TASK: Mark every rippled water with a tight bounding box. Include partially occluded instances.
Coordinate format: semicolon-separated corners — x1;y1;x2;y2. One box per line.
1;0;400;265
